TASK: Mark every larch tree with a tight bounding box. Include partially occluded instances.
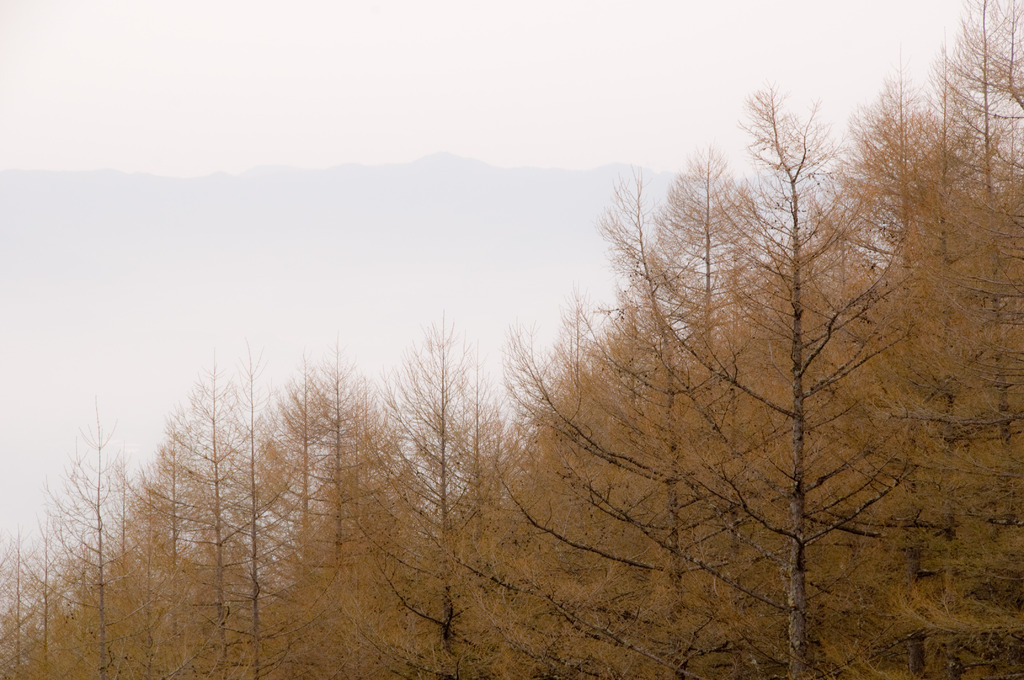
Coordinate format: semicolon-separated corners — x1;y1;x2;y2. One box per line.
167;362;244;676
237;347;272;680
48;406;122;680
727;88;905;677
371;320;503;680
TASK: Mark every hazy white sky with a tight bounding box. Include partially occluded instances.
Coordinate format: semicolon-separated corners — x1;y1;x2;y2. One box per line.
0;0;972;535
1;0;966;177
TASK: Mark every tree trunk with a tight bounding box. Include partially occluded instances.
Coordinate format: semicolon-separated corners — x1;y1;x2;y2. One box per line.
905;546;925;676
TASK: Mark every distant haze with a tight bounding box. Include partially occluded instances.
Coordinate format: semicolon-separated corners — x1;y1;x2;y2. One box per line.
0;154;673;534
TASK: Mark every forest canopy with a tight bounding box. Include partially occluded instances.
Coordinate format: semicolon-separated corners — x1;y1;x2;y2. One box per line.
2;2;1024;678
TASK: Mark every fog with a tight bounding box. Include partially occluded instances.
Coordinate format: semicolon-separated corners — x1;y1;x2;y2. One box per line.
0;155;673;532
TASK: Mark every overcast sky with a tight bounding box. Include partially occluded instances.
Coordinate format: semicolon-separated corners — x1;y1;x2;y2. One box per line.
0;0;971;536
1;0;965;177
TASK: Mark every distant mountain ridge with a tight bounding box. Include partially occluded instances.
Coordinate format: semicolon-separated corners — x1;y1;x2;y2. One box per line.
0;154;674;281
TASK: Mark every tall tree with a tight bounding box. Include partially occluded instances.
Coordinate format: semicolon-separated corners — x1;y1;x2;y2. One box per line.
238;347;270;680
371;320;504;679
167;362;243;676
49;405;121;680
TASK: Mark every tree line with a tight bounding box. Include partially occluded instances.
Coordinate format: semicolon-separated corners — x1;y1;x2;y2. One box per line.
2;1;1024;677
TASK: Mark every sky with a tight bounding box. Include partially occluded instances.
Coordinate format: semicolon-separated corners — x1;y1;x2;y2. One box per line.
1;0;966;177
0;0;971;536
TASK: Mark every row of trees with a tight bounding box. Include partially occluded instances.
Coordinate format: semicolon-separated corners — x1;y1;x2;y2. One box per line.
2;1;1024;677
